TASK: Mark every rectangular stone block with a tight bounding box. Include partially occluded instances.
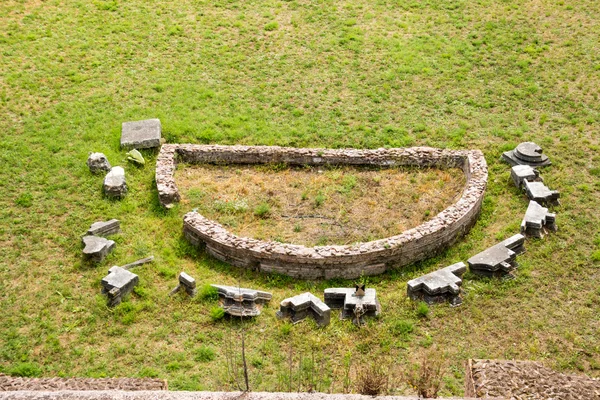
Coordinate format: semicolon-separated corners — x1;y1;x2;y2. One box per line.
121;119;161;149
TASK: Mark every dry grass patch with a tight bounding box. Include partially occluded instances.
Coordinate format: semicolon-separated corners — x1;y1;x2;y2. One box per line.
176;163;465;246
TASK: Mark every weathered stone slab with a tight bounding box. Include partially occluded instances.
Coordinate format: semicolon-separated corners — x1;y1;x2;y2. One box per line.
121;119;161;150
87;153;111;174
101;266;139;306
510;165;541;188
277;292;331;326
212;285;272;317
523;180;560;206
82;235;115;262
407;262;467;306
467;234;526;278
502;142;551;167
521;201;557;238
170;271;197;297
86;219;120;236
103;166;127;198
324;286;380;326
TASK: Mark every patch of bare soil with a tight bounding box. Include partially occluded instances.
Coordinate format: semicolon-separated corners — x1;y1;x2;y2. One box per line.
176;164;465;246
0;374;167;391
466;359;600;399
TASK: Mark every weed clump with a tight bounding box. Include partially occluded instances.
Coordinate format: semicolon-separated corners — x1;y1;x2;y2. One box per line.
210;306;225;321
356;362;389;395
416;302;430;318
254;202;271;218
198;284;219;301
194;345;216;362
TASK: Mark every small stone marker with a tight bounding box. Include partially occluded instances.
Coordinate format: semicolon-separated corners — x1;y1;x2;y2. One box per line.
467;234;526;278
101;266;139;307
502;142;551;167
407;262;467;306
212;285;272;317
121;119;161;150
170;272;197;297
82;235;115;262
510;165;542;188
86;219;120;236
87;153;111;174
277;292;331;326
523;180;560;206
324;286;381;326
103;166;127;198
521;200;557;238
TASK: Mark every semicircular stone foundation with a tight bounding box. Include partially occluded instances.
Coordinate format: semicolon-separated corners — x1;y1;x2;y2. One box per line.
156;144;487;279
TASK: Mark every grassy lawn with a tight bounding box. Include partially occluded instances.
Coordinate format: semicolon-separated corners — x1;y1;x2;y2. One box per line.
1;0;599;395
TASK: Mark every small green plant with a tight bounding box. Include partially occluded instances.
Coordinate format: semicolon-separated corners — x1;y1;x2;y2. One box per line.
194;345;216;362
254;202;271;218
15;192;33;207
391;319;414;338
264;21;278;31
198;284;219;301
210;306;225;321
293;223;302;232
416;302;429;318
8;362;42;377
213;199;248;214
314;193;326;207
301;191;308;200
280;322;292;335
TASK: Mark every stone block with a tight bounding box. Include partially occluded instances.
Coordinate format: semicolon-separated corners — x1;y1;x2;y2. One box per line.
82;235;115;262
179;272;197;296
121;119;161;150
324;287;380;326
277;292;331;326
407;262;467;306
502;142;551;167
523;180;560;206
212;284;272;317
521;200;557;238
103;166;127;199
86;219;120;236
87;153;111;174
510;165;542;188
101;266;139;306
467;234;526;278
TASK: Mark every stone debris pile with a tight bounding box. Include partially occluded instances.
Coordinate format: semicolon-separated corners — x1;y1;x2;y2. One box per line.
82;235;115;263
170;272;197;297
510;165;542;188
407;262;467;306
524;180;560;206
277;292;331;326
101;266;139;307
468;234;526;278
324;286;380;326
86;219;120;236
521;200;557;238
121;119;162;150
104;166;127;199
87;152;111;173
212;285;272;317
502;142;551;167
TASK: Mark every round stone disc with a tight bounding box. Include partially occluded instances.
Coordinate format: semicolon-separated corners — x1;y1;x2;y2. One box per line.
515;142;548;163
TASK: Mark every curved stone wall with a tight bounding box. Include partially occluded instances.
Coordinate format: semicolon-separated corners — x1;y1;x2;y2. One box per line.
156;144;487;279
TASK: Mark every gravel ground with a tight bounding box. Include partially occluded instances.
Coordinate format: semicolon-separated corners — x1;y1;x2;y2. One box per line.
466;359;600;399
0;375;167;391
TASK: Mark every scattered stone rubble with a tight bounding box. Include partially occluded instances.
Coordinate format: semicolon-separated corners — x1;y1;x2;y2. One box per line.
407;262;467;306
510;165;542;188
101;266;139;307
277;292;331;326
521;200;557;238
170;272;197;297
82;235;115;262
467;234;526;278
103;166;127;198
524;180;560;206
121;119;162;150
87;152;111;174
324;286;381;326
502;142;551;167
86;219;120;236
212;285;272;317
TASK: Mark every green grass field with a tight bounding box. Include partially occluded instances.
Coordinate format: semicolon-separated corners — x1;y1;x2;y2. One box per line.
1;0;599;395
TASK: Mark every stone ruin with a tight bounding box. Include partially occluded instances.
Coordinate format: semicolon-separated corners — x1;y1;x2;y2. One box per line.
101;266;139;307
510;165;542;188
502;142;551;167
121;119;162;150
324;286;381;326
524;180;560;206
276;292;331;326
170;272;197;297
467;234;526;278
87;219;120;236
82;235;115;263
406;262;467;306
166;145;488;279
212;285;272;317
521;200;557;238
87;152;111;174
103;166;127;199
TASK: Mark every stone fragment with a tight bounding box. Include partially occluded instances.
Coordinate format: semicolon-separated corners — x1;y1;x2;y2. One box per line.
324;286;380;326
510;165;542;188
103;166;127;198
121;256;154;270
521;201;557;238
407;262;467;306
212;285;272;317
523;180;560;206
467;234;526;278
502;142;551;167
170;272;197;297
121;119;161;150
277;292;331;326
82;235;115;262
87;153;111;174
101;266;139;307
126;149;146;165
86;219;120;236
